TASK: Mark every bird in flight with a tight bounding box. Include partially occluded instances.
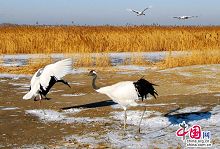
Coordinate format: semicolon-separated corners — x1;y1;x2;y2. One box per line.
173;16;198;20
127;6;152;16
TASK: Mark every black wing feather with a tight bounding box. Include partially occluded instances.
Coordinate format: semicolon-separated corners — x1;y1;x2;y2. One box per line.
40;76;57;96
133;78;158;101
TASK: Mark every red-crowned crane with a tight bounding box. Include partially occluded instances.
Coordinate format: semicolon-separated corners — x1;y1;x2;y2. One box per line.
127;6;152;16
23;58;72;101
173;16;198;20
88;70;158;133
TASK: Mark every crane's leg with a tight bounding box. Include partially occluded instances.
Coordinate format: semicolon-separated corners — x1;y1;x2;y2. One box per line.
38;94;42;108
39;94;46;115
124;109;127;131
39;94;42;103
34;97;37;101
57;80;71;88
138;106;146;133
43;95;50;100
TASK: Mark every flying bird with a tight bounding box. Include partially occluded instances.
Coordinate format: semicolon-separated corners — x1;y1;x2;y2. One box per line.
127;6;152;16
23;58;72;101
173;16;198;20
88;70;158;133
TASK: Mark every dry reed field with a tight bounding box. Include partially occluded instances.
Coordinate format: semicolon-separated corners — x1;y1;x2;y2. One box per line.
160;50;220;68
74;53;112;67
0;25;220;54
0;25;220;73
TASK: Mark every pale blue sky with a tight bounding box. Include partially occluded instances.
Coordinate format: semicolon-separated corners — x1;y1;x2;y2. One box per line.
0;0;219;25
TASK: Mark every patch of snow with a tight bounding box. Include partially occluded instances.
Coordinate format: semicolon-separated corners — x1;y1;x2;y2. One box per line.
109;51;188;62
61;93;86;97
111;104;121;109
0;79;7;82
115;65;147;71
25;109;108;124
72;68;87;74
0;107;20;111
69;82;84;85
0;63;24;67
26;110;65;122
50;90;64;93
10;114;18;117
144;103;176;107
178;72;193;77
65;133;105;148
65;117;108;124
63;108;82;114
111;110;169;128
111;103;176;109
0;54;65;59
20;144;49;149
9;83;29;87
214;94;220;97
16;87;29;90
0;73;31;79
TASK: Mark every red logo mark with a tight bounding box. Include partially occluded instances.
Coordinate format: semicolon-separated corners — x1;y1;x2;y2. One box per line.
190;125;201;139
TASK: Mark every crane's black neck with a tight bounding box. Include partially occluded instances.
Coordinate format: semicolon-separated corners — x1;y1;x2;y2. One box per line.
92;74;100;90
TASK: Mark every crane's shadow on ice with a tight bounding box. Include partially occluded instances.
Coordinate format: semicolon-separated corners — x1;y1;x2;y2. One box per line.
164;108;212;125
61;100;117;110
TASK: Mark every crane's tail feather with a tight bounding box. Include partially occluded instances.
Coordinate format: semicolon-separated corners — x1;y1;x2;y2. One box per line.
140;76;158;86
134;78;158;100
23;91;34;100
150;88;158;99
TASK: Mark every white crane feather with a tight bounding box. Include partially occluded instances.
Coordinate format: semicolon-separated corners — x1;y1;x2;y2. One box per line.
40;58;72;90
23;58;72;100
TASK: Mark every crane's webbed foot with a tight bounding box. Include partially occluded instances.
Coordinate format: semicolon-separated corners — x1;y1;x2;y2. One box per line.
34;97;39;101
43;95;51;100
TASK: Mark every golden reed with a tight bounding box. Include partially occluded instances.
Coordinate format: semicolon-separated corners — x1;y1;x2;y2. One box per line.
159;50;220;68
0;25;220;54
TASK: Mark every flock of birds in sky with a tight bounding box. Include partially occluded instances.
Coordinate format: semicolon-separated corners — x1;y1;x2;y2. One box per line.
127;6;198;20
34;6;199;25
23;58;158;132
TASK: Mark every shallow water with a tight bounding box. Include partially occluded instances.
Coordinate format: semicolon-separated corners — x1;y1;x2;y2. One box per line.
0;51;187;67
0;64;219;148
